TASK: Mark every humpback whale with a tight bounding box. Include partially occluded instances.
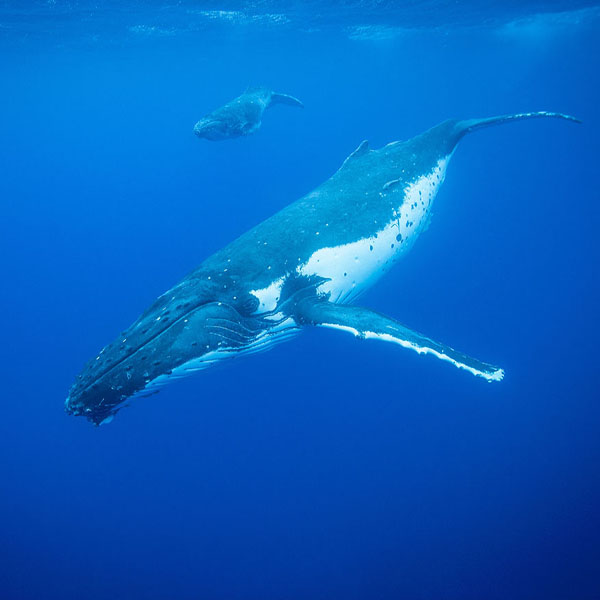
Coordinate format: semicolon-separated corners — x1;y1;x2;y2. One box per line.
193;87;303;141
66;111;579;425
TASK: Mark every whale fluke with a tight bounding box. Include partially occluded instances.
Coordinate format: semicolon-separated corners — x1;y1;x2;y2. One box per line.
458;111;581;135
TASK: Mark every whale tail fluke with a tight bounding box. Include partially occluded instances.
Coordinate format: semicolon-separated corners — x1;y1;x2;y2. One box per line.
269;92;304;108
458;111;581;135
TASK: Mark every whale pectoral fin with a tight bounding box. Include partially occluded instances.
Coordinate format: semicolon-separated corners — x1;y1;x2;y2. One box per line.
269;93;304;108
294;301;504;382
240;120;257;133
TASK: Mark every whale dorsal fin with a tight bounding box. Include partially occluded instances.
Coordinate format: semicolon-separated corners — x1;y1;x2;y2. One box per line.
338;140;370;172
349;139;369;159
343;140;370;164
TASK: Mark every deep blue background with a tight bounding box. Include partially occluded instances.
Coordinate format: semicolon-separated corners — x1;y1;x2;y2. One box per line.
1;4;599;599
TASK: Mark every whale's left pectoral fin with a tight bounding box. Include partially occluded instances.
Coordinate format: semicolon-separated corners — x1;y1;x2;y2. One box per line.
241;120;259;134
294;301;504;382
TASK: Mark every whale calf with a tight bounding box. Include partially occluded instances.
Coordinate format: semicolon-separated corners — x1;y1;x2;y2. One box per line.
66;111;579;425
193;87;303;141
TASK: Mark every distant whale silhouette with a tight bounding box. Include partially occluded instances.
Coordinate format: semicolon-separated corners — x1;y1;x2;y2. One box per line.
67;111;579;425
193;87;304;141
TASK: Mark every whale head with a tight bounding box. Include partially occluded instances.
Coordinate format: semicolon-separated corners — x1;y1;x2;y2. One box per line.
193;117;229;141
64;281;271;425
64;297;224;425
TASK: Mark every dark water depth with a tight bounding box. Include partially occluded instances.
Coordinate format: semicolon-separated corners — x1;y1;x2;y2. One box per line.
1;2;599;599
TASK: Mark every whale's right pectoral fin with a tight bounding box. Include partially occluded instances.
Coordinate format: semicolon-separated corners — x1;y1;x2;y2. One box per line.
294;301;504;382
269;92;304;108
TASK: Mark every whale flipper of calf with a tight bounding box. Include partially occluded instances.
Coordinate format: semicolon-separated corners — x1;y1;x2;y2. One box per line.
193;86;303;141
66;111;580;425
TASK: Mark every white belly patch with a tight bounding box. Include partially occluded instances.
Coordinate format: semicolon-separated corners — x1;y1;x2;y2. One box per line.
298;157;450;303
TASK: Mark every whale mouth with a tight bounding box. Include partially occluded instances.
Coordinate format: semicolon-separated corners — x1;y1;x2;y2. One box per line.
193;119;213;133
64;390;118;425
64;393;113;423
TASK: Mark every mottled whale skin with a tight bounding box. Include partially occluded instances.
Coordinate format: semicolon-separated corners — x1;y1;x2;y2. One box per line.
66;111;579;425
193;87;303;141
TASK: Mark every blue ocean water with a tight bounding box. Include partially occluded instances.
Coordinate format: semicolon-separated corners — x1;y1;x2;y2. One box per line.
1;2;599;598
